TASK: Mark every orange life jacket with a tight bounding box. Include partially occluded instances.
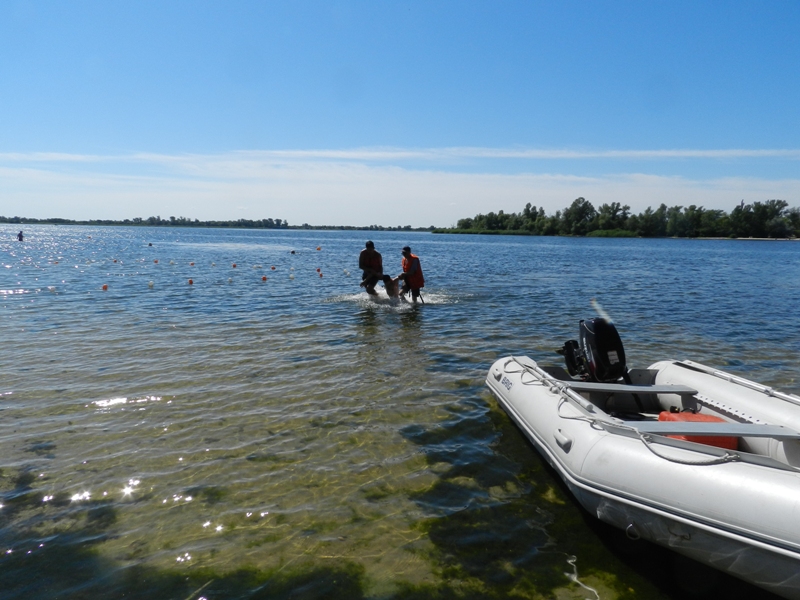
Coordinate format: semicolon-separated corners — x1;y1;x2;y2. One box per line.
402;254;424;288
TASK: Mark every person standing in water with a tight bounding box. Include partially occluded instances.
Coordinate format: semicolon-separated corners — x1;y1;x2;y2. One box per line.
17;231;23;241
359;240;383;295
399;246;424;302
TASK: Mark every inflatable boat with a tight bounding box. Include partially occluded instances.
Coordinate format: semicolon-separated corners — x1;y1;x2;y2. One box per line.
486;318;800;599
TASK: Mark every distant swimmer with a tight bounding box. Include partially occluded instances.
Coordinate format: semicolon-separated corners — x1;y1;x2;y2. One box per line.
17;231;23;242
358;240;383;295
399;246;424;303
382;275;400;298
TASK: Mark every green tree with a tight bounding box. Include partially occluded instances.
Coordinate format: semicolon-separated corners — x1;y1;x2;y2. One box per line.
634;204;668;237
786;207;800;237
698;209;729;237
559;197;597;235
666;206;687;237
596;202;630;231
456;217;474;229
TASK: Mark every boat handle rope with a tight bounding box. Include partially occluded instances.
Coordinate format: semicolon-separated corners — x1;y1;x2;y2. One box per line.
506;356;599;415
502;359;547;386
638;433;741;466
557;397;600;425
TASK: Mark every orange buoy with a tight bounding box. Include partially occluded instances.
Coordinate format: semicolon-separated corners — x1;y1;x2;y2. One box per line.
154;259;158;264
319;272;323;277
188;279;193;285
262;276;267;281
316;246;321;251
316;268;321;272
113;259;117;263
232;263;237;268
190;262;194;266
271;266;276;270
102;284;108;291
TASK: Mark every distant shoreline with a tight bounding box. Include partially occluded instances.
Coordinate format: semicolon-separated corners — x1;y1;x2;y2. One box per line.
0;216;434;233
3;218;796;240
431;228;798;241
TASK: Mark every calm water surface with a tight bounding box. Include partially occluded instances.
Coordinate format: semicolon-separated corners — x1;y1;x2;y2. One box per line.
1;225;798;599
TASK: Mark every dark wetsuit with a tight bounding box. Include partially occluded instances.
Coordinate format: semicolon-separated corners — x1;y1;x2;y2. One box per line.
359;248;383;294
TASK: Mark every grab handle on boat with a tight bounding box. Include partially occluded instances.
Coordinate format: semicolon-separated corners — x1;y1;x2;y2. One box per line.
554;429;573;452
639;434;741;466
625;524;641;540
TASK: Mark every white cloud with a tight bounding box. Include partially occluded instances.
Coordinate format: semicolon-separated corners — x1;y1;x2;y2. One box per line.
3;146;800;166
0;150;798;227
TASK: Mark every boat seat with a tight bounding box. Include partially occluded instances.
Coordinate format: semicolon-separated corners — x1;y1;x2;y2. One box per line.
621;421;800;439
564;381;697;396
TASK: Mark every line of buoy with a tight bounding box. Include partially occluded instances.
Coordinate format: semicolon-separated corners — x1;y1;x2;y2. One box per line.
52;254;333;290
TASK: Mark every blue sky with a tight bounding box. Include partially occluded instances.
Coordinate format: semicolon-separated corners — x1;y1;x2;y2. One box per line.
1;1;798;226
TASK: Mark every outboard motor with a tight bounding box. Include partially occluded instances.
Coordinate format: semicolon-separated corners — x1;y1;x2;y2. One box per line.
559;318;627;382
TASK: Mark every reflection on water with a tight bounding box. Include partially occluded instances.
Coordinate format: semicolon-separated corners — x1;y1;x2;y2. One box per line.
1;225;797;599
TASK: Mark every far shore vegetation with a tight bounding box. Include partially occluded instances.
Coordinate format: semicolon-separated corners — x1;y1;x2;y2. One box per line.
433;198;799;239
4;198;798;239
0;215;435;232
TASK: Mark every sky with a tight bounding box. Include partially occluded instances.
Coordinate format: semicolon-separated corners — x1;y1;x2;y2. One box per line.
1;1;798;227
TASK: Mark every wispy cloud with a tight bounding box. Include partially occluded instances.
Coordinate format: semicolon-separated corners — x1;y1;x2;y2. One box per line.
1;148;798;226
2;146;799;166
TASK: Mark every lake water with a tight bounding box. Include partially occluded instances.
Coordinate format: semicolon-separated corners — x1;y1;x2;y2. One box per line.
1;225;798;599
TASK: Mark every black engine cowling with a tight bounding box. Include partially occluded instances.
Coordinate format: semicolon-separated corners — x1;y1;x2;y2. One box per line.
559;318;627;382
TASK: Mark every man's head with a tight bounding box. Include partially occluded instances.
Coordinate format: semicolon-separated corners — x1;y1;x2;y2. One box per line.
365;241;374;249
401;246;411;257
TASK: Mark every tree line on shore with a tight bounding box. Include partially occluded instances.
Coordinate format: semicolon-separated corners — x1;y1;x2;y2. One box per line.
437;198;799;238
0;215;291;229
0;215;435;232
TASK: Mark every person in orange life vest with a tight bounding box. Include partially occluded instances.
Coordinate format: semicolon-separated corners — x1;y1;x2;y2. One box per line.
399;246;424;302
358;240;383;295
